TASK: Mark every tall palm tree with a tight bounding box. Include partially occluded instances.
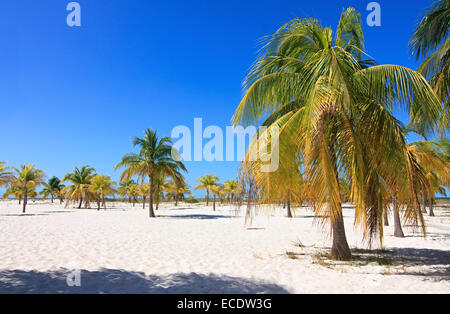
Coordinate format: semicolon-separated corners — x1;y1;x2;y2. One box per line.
10;164;45;213
195;174;219;206
410;0;450;118
0;162;13;187
61;166;96;209
233;8;442;260
115;128;187;218
39;177;65;204
89;175;116;210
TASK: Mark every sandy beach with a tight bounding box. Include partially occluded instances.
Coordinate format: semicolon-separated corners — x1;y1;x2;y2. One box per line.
0;200;448;294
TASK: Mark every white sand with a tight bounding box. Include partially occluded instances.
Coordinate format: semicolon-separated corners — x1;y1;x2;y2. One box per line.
0;199;448;294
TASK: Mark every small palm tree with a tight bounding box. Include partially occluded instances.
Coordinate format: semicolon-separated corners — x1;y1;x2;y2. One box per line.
10;164;46;213
209;184;221;211
61;166;96;209
89;175;116;210
223;180;239;203
127;183;139;207
115;128;187;218
166;179;190;206
3;185;24;204
40;177;65;204
195;174;219;206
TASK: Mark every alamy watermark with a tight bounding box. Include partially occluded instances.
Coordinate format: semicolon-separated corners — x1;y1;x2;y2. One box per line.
171;118;280;173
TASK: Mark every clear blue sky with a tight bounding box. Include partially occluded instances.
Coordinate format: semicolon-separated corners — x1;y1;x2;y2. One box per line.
0;0;436;196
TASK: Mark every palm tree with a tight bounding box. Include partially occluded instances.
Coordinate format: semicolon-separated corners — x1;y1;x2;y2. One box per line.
195;174;219;206
10;164;45;213
118;179;136;203
233;8;442;260
223;180;239;203
61;166;96;209
410;0;450;118
138;182;151;209
166;179;190;206
0;162;13;187
115;128;187;218
89;175;116;210
209;184;221;211
39;177;65;204
3;186;24;204
127;183;139;207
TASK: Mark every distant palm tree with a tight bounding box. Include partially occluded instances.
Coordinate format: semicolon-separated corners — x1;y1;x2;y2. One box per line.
3;185;24;204
233;8;442;260
118;179;136;203
61;166;96;209
223;180;239;203
410;0;450;117
195;174;219;206
10;164;46;213
115;128;186;218
89;175;116;210
0;162;13;187
210;185;221;211
40;177;65;204
138;182;151;209
166;179;190;206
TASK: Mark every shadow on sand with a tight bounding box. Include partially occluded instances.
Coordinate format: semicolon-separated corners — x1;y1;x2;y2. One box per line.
158;214;234;220
0;269;290;294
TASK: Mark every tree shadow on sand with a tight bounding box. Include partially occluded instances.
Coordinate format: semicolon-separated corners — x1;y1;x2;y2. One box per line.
0;269;290;294
158;214;235;220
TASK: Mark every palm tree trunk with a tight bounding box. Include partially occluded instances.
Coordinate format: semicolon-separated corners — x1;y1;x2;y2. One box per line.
102;195;106;209
329;142;351;261
206;191;209;206
331;212;351;260
97;195;101;211
287;198;293;218
143;196;146;209
429;197;435;217
149;175;156;218
384;209;389;226
421;190;428;214
51;194;54;204
22;188;27;213
213;194;216;211
393;195;404;238
133;197;136;207
78;196;83;209
175;195;178;206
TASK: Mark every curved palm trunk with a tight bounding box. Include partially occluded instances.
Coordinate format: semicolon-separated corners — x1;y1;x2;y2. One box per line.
149;175;156;218
393;195;404;238
78;197;83;209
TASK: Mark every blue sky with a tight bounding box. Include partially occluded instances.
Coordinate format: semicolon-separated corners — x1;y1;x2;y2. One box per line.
0;0;437;196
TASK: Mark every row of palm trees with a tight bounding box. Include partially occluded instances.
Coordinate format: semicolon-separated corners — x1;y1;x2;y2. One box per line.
195;174;240;210
0;129;190;215
232;4;450;260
